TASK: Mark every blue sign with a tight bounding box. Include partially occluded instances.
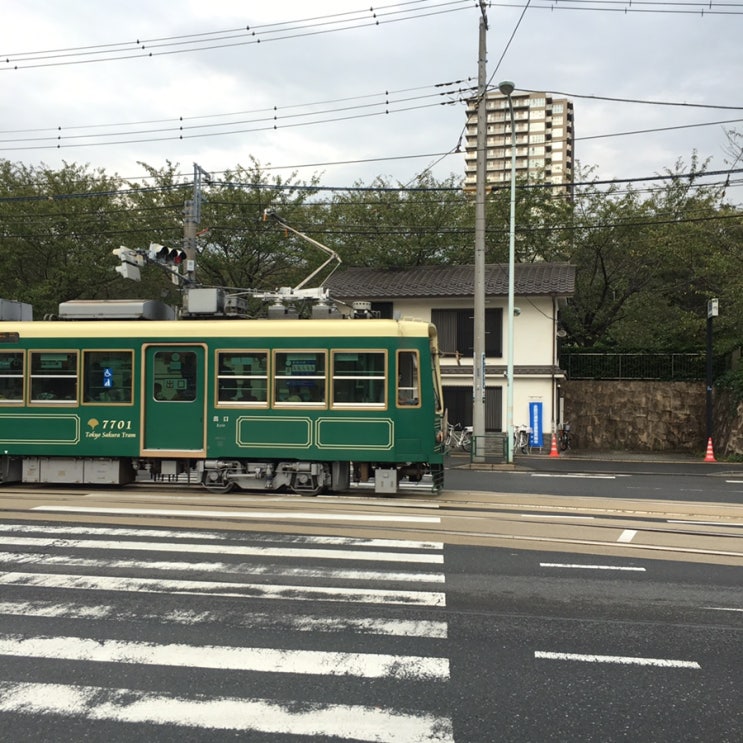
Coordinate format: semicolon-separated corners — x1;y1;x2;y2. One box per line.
529;402;543;447
103;367;113;388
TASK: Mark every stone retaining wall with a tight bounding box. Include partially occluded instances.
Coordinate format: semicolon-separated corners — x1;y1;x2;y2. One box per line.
562;380;743;455
713;387;743;458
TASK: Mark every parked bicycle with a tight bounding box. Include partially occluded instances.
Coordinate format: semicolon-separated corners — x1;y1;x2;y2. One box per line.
445;422;473;452
558;422;572;451
513;425;532;455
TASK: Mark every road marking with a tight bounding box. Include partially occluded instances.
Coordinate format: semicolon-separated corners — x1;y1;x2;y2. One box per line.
540;563;646;572
703;606;743;613
668;520;743;527
0;633;450;680
0;523;443;550
521;514;594;520
0;681;455;742
531;473;616;479
0;552;445;584
32;505;441;524
0;536;443;563
0;571;447;606
0;600;449;637
617;529;637;543
535;651;700;669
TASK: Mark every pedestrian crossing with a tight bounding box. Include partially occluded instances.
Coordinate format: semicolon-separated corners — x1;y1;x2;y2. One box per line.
0;521;454;742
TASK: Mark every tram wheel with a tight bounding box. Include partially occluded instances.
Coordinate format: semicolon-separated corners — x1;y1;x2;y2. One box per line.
203;478;235;494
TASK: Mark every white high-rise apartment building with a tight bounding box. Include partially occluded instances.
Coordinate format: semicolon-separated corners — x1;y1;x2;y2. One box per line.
464;90;574;193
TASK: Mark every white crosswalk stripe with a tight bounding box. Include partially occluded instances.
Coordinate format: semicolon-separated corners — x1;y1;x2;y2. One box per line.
0;681;450;742
0;521;454;741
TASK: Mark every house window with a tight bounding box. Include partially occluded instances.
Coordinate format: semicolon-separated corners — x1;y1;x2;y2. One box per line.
371;301;393;319
431;308;503;358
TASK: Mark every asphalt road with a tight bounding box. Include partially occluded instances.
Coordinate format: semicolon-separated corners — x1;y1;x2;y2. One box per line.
445;545;743;742
0;514;741;742
446;452;743;503
0;456;741;740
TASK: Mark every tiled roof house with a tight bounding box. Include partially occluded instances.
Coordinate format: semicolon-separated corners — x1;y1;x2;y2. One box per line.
325;263;576;438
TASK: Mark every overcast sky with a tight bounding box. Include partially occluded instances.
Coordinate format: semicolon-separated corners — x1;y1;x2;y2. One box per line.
2;0;741;202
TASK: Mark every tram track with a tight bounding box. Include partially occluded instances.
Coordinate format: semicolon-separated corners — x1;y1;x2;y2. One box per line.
1;483;742;565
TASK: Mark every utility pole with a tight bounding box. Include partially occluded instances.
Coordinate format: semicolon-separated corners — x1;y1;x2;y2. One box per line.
182;162;211;284
472;0;488;462
705;297;719;461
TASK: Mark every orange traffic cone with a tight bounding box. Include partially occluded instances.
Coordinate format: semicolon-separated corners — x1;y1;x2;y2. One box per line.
704;438;716;462
549;433;559;458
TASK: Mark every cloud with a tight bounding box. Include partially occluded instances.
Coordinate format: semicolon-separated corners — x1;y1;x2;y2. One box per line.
1;0;740;201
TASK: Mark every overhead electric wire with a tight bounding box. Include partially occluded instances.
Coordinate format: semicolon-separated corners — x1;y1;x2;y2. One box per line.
0;86;737;161
0;89;466;148
1;166;741;208
489;0;743;14
2;0;739;72
0;3;740;201
521;88;743;111
0;1;475;71
2;206;739;244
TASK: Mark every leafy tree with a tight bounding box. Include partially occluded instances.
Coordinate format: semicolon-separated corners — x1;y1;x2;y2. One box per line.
120;158;327;313
196;159;324;297
483;173;574;265
0;152;739;355
559;157;741;353
0;160;127;316
323;173;471;267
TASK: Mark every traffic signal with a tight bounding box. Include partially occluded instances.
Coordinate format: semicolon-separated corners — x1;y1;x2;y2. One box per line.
148;243;170;262
112;246;142;281
168;248;187;265
148;243;186;265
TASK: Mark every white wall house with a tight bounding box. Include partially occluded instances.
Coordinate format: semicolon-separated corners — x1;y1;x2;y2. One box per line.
325;263;576;444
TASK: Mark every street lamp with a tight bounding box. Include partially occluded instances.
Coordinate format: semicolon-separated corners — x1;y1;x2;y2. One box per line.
471;7;488;463
499;80;516;464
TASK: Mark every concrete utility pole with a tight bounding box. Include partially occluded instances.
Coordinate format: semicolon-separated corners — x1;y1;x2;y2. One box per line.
472;0;488;463
705;297;719;461
182;162;211;283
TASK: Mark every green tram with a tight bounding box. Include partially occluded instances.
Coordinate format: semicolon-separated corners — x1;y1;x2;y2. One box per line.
0;310;446;495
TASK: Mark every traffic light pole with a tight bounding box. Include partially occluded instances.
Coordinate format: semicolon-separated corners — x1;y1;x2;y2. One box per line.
183;163;211;283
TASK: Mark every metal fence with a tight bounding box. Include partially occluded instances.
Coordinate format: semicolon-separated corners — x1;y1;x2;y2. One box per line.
470;433;508;463
559;352;726;381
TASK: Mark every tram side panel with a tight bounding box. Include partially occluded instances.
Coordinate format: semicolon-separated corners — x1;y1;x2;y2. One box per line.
0;335;142;484
0;319;444;493
201;333;444;494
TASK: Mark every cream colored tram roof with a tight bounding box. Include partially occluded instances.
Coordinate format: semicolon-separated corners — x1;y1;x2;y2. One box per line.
5;318;434;340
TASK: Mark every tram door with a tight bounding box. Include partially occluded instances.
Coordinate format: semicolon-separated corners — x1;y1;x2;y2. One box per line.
143;345;206;453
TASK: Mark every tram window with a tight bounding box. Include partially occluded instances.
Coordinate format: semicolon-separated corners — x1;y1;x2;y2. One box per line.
274;351;326;404
153;351;197;401
30;351;78;403
332;351;386;406
397;350;420;407
217;351;267;404
83;351;133;403
0;352;23;402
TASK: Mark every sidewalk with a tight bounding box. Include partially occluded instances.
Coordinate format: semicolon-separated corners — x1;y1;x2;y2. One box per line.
542;448;704;463
448;448;743;474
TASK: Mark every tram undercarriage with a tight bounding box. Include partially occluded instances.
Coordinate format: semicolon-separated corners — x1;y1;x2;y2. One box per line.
0;454;440;496
201;458;437;495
